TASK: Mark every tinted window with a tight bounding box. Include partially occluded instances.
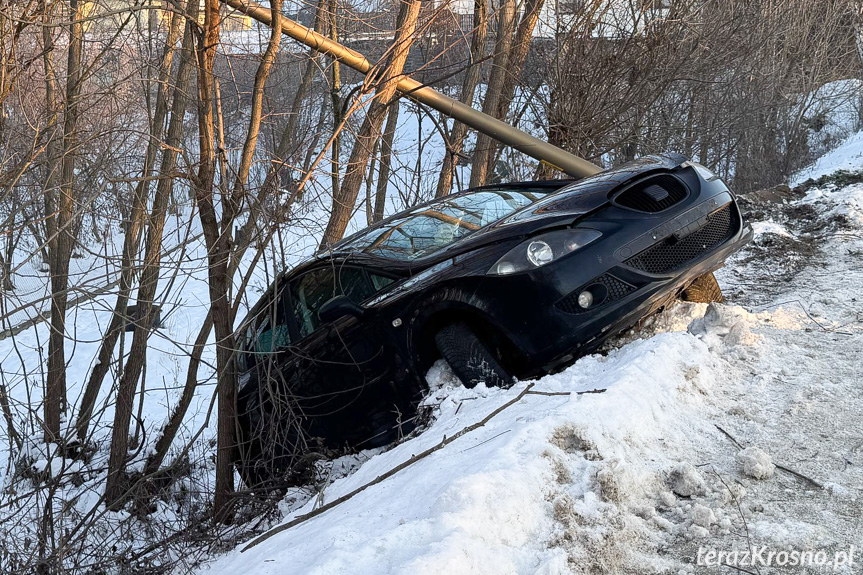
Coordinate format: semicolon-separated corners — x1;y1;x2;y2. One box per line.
291;267;374;338
241;284;293;371
339;188;548;260
370;274;396;291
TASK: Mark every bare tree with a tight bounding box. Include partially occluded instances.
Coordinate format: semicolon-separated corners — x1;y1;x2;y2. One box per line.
104;0;197;507
328;0;343;201
435;0;489;198
373;96;401;220
76;3;186;445
469;0;516;188
44;0;86;442
486;0;546;174
320;0;424;248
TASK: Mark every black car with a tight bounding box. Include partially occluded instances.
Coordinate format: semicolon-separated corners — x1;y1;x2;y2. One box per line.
234;153;752;487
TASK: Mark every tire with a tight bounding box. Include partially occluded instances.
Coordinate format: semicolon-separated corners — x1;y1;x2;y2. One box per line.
681;272;725;303
434;322;513;389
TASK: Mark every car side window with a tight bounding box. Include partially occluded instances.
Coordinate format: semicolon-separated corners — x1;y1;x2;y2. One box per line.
370;273;396;291
243;285;292;369
290;267;374;338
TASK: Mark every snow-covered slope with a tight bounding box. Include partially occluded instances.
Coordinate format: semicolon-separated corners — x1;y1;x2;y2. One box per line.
196;139;863;574
206;329;725;574
791;130;863;186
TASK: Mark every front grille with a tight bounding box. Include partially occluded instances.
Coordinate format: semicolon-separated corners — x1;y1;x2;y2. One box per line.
613;174;688;212
624;204;736;274
556;274;636;314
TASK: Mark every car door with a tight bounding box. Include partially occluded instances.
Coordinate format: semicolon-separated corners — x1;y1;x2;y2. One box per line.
235;279;306;480
287;264;400;449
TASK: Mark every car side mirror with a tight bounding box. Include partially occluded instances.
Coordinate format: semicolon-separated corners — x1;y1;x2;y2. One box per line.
318;295;366;324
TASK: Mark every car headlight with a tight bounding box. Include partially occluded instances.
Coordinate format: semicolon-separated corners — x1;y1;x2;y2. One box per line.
488;229;601;276
681;160;719;182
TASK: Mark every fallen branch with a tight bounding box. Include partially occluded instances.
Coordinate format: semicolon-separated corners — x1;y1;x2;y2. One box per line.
241;382;536;552
714;424;824;490
526;388;606;397
772;463;824;490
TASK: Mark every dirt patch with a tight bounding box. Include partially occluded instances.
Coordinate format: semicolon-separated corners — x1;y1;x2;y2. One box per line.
720;185;853;307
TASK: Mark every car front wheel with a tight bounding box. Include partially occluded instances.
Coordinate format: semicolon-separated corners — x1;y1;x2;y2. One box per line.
434;322;513;388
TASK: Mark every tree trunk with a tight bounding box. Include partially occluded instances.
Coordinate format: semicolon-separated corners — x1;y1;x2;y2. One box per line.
230;0;282;206
192;0;286;521
486;0;545;175
41;1;61;282
853;0;863;127
144;312;213;474
189;0;237;520
75;7;184;445
144;1;319;479
328;0;342;201
469;0;515;189
45;0;85;442
365;136;379;225
435;0;488;198
853;1;863;67
320;0;424;249
374;97;400;222
104;9;196;506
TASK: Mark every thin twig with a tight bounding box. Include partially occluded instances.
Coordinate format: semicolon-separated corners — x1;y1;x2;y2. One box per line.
461;429;511;452
773;464;824;490
715;424;744;449
710;465;762;575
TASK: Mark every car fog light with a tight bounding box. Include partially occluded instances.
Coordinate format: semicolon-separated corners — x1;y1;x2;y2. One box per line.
577;291;594;309
527;240;553;267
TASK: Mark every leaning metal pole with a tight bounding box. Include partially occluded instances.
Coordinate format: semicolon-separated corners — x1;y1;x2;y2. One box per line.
221;0;603;179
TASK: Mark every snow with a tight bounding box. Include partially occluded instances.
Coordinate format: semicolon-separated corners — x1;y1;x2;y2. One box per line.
691;503;715;528
202;330;712;574
751;220;793;239
736;447;775;480
201;256;860;573
668;463;708;498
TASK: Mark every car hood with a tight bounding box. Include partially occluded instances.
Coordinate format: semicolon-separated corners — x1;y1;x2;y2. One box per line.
439;154;686;253
501;154;685;225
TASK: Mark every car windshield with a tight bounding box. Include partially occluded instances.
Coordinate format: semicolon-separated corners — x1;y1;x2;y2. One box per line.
340;188;549;260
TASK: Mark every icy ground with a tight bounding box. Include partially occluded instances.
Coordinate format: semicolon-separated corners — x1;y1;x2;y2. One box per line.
195;161;863;572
